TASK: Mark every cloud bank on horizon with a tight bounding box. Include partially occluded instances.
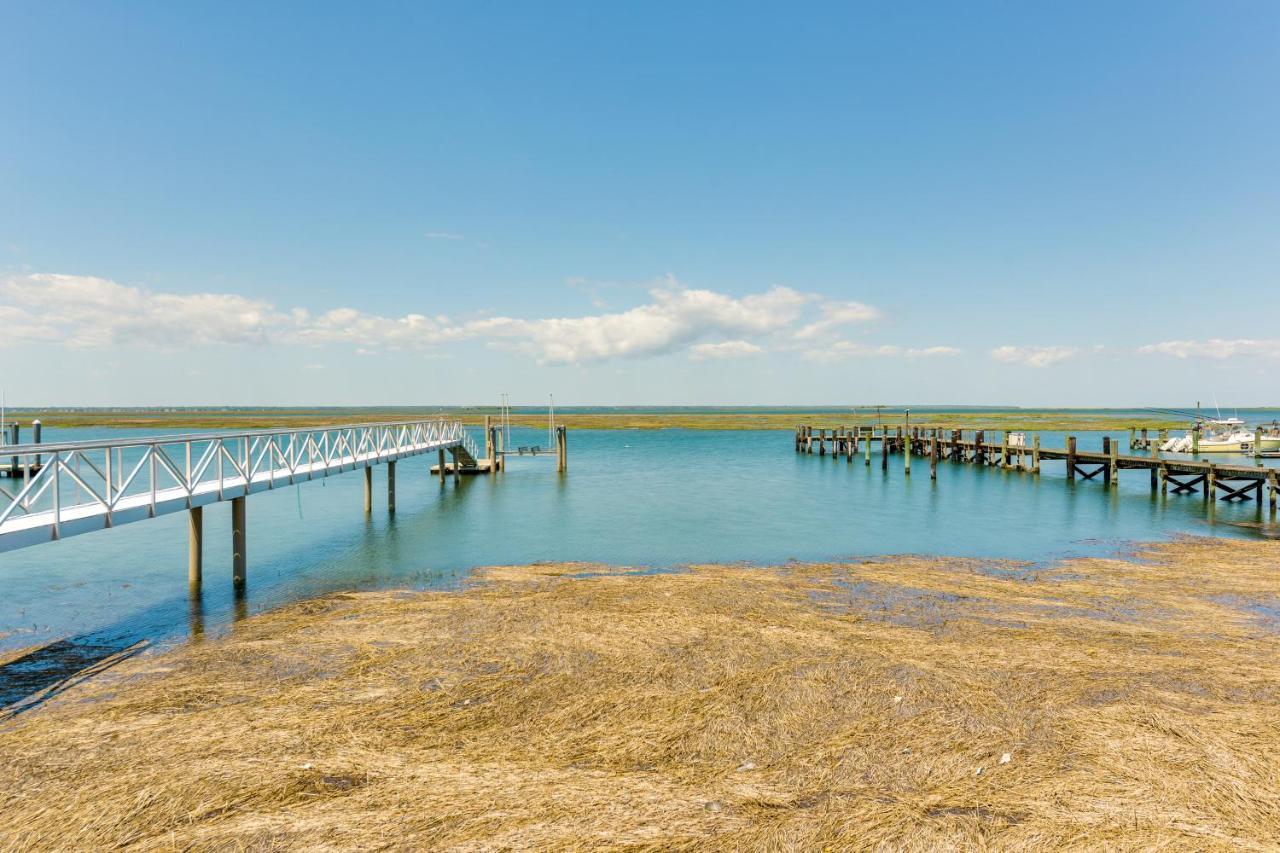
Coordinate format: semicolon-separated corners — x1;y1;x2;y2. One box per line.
2;273;1274;369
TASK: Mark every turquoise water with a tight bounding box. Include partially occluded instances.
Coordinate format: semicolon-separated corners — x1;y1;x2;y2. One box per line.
0;425;1275;666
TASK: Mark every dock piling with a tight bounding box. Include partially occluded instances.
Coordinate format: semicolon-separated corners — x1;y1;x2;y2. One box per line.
387;461;396;513
556;426;568;472
188;506;203;587
231;496;247;590
363;466;373;513
1066;436;1077;481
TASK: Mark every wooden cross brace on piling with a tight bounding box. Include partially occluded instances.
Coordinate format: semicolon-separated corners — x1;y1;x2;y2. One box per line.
1164;473;1206;495
1215;478;1263;503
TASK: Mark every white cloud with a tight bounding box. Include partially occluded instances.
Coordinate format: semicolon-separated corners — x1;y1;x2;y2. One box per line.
1138;339;1280;360
689;340;765;361
804;342;961;363
0;272;909;366
793;301;881;340
989;345;1080;368
468;278;812;364
1;274;281;348
425;231;464;241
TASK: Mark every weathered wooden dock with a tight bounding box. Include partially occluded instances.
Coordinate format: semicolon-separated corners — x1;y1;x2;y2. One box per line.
794;425;1279;511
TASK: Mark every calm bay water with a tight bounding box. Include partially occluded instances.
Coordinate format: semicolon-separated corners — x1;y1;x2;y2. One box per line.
0;423;1275;659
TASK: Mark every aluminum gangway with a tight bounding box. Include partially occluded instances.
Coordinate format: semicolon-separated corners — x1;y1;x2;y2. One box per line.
0;419;480;586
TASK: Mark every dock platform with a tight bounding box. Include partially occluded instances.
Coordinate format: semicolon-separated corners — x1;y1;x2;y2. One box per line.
795;425;1279;511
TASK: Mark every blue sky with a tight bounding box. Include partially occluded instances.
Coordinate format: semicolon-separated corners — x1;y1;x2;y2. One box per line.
2;2;1277;406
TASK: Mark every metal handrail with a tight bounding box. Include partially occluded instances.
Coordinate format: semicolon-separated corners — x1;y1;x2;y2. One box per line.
0;420;468;550
0;418;462;455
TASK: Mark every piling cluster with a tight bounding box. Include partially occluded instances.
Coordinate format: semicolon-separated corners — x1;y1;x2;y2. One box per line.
795;425;1279;515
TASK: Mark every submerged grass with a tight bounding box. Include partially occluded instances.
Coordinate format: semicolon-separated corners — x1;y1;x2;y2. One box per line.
2;538;1279;849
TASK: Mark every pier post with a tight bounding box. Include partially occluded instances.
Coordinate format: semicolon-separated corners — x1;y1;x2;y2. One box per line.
975;430;985;465
1269;470;1278;515
188;506;203;587
1255;428;1263;462
1066;436;1077;481
1032;433;1041;474
930;429;938;480
32;420;42;469
881;427;888;471
556;426;568;473
1109;438;1118;488
1206;465;1215;500
865;428;872;466
1192;426;1200;455
1160;462;1168;494
1140;428;1148;451
231;496;247;590
387;461;396;513
438;449;446;482
1128;427;1136;450
1102;437;1112;486
904;428;911;475
363;466;373;512
1001;432;1009;468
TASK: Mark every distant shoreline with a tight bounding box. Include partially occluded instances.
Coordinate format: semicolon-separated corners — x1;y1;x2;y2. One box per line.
2;406;1260;432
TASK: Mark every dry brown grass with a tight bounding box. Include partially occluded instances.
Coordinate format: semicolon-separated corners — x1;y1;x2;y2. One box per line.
2;538;1280;850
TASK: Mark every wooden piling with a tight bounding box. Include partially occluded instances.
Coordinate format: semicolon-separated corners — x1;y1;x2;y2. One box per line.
363;466;373;512
1206;465;1215;500
387;461;396;513
1102;437;1112;486
188;506;203;587
1066;436;1077;481
231;496;246;590
1269;470;1278;514
438;449;446;483
1255;428;1264;462
1001;432;1009;468
930;429;938;480
1109;437;1119;488
881;427;888;471
556;426;568;473
1032;433;1041;474
865;428;872;466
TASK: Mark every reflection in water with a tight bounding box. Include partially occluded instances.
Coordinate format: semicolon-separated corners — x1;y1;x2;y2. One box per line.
188;583;204;641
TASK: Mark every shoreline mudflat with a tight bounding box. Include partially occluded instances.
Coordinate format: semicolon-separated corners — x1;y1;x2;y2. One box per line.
3;538;1279;849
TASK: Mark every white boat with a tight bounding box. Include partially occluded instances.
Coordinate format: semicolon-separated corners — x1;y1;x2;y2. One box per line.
1159;418;1247;453
1159;417;1280;454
